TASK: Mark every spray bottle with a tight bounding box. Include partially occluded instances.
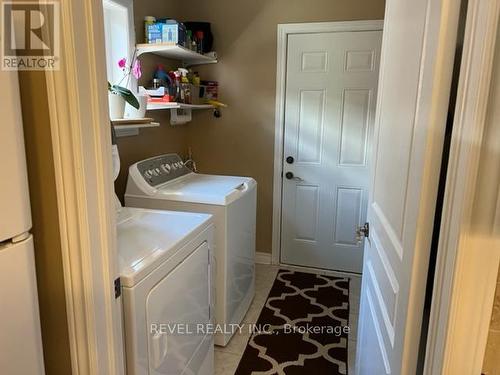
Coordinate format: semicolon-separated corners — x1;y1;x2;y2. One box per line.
169;70;181;102
178;68;191;104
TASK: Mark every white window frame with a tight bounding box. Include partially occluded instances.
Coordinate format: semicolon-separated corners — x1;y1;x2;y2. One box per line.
102;0;136;91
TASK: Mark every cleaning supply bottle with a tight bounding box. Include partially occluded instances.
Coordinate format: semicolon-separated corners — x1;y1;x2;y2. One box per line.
178;68;191;104
193;72;201;86
144;16;156;43
195;31;204;54
169;70;182;102
186;30;193;50
153;64;170;85
152;64;172;99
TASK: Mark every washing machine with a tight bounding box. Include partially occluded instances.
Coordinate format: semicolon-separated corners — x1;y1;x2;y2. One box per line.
117;206;215;375
125;153;257;346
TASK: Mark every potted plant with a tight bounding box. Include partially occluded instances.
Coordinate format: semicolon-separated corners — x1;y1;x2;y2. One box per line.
108;52;142;119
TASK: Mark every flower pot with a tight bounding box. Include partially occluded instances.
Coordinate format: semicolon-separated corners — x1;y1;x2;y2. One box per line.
124;94;148;119
108;93;126;119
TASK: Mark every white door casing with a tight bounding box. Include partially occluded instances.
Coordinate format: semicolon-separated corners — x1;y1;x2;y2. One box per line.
43;0;126;373
424;0;500;373
280;30;382;273
355;0;462;374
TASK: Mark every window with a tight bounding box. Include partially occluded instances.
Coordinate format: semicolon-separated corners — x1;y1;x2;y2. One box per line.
102;0;134;86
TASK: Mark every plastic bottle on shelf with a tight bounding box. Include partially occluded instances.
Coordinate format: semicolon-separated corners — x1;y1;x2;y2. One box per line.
169;70;182;103
178;68;191;104
192;72;201;86
195;31;204;54
186;30;193;50
153;64;170;85
144;16;156;43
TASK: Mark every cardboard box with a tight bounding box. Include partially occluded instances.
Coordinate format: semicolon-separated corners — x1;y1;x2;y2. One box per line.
147;24;162;44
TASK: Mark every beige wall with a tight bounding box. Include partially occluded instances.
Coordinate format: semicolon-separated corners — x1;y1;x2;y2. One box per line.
124;0;386;253
18;72;72;374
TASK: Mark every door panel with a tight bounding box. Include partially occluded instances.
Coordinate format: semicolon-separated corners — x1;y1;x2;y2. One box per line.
297;90;325;163
281;30;382;273
356;0;458;373
339;89;372;166
358;287;391;374
297;90;325;164
294;184;320;241
334;187;363;246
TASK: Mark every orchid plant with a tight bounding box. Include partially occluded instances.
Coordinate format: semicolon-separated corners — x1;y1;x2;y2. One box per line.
108;49;142;109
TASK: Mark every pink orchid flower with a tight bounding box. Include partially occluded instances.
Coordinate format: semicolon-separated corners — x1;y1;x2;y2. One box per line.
118;58;126;69
132;59;142;79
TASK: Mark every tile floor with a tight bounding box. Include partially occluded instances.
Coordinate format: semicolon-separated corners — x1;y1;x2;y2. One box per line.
214;263;362;375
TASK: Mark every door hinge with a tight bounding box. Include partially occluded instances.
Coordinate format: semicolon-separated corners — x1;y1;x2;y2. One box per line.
114;277;121;299
356;222;370;244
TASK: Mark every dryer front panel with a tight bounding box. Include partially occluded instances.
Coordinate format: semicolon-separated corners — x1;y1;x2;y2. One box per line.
146;241;211;375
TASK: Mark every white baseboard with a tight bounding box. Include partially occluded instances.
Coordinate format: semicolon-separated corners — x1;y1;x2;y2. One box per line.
255;251;272;265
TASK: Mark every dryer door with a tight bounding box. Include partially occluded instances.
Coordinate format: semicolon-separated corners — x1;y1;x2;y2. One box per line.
146;241;211;375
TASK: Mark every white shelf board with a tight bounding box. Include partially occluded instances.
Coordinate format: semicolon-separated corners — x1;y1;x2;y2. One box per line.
113;122;160;137
136;43;217;66
146;102;214;111
113;122;160;130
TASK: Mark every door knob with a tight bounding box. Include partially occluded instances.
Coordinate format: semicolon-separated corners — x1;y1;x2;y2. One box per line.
356;222;370;244
286;156;295;164
285;172;304;182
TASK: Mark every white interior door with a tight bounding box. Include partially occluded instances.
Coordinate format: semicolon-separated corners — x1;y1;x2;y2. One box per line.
355;0;459;373
280;30;382;273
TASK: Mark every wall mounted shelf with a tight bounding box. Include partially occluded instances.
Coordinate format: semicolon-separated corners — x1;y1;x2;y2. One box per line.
146;102;215;125
146;102;215;111
136;43;217;67
111;119;160;137
135;43;218;125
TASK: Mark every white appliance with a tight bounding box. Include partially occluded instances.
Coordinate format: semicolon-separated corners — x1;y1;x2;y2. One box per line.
118;207;215;375
125;154;257;346
0;70;45;373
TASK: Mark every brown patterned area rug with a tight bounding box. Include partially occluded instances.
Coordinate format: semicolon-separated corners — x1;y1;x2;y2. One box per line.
235;269;350;375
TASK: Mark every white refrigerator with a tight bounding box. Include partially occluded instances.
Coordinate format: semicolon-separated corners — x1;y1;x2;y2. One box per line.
0;69;45;374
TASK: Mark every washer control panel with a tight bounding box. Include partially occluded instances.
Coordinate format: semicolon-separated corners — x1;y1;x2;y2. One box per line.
137;154;191;186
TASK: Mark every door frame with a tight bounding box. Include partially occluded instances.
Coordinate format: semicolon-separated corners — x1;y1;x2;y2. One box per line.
424;0;500;373
271;20;384;265
43;0;124;373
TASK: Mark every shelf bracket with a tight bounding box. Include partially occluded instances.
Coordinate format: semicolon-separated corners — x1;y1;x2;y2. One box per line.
170;108;192;125
115;127;140;137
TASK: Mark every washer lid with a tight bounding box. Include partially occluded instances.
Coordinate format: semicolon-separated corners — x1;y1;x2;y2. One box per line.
117;207;212;287
156;173;257;205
